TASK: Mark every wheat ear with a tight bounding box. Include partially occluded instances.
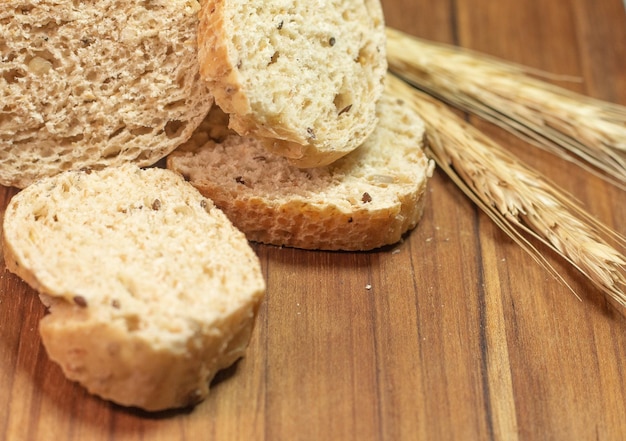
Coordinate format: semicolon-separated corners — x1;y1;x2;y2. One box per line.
386;74;626;311
386;27;626;189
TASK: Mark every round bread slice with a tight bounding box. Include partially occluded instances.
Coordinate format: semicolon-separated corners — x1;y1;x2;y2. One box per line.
167;90;435;251
197;0;387;168
0;0;214;189
2;165;265;411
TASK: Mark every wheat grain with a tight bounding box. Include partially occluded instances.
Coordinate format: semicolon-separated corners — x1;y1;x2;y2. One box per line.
386;74;626;312
386;27;626;189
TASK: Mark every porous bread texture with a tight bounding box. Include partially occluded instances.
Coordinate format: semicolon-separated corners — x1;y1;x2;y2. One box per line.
197;0;387;168
0;0;213;189
167;92;435;251
2;165;265;411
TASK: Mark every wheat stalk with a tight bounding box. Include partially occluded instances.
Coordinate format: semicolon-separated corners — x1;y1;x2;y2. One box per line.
386;27;626;189
386;74;626;312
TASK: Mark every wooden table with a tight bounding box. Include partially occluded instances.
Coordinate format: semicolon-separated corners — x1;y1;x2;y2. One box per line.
2;1;626;439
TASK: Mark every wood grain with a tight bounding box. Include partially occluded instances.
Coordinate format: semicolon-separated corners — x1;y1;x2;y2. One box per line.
2;1;626;440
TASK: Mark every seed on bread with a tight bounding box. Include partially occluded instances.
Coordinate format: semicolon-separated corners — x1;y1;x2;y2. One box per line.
200;199;211;213
73;296;88;308
338;104;353;116
27;56;53;75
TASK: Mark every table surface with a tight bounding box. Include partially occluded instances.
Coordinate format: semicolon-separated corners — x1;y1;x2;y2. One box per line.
2;1;626;440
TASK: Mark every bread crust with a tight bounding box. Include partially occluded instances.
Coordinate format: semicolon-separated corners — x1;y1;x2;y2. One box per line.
197;0;387;167
2;165;265;411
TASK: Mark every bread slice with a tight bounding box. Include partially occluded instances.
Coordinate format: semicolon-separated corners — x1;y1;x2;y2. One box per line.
2;165;265;411
167;89;435;251
197;0;387;168
0;0;214;189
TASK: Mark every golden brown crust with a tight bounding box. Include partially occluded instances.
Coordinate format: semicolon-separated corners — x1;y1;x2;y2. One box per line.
186;181;429;251
38;296;258;411
197;0;250;116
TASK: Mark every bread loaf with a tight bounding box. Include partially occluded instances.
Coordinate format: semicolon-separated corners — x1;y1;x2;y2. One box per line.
0;0;213;189
2;164;265;411
197;0;387;168
167;87;435;251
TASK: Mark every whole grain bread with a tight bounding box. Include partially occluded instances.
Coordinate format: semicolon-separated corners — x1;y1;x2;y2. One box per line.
167;87;435;251
2;164;265;411
197;0;387;168
0;0;214;189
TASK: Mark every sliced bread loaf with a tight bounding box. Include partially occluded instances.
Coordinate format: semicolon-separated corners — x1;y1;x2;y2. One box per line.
0;0;213;189
167;87;435;251
2;164;265;411
197;0;387;167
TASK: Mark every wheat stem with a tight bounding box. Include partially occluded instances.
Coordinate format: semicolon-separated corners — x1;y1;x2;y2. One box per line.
386;27;626;189
386;74;626;312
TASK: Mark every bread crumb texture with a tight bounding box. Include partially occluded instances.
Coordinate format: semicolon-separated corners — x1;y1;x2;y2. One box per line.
197;0;387;167
2;165;265;411
168;91;435;251
0;0;213;188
